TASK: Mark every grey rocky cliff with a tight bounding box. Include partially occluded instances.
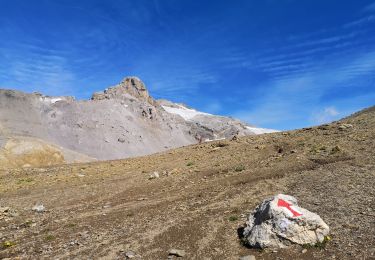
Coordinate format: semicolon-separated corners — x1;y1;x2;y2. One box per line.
0;76;276;162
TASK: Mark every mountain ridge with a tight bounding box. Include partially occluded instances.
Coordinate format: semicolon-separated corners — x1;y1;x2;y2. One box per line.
0;76;276;167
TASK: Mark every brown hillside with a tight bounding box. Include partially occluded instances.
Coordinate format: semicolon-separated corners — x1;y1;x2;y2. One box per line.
0;106;374;259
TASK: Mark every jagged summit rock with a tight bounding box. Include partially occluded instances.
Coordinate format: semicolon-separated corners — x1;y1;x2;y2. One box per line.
91;77;154;104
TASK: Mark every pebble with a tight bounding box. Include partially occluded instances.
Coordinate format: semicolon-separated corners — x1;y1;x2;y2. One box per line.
169;249;186;257
149;171;160;179
239;255;256;260
125;251;136;258
32;203;45;213
0;207;10;213
338;123;353;130
302;249;307;254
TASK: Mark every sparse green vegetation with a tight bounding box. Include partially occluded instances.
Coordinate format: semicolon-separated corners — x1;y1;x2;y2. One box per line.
234;165;245;172
22;220;33;228
186;162;194;166
229;216;238;221
45;234;55;241
331;145;341;154
303;236;331;250
309;145;328;154
17;178;34;184
126;211;135;217
213;142;229;148
66;223;76;228
2;241;15;248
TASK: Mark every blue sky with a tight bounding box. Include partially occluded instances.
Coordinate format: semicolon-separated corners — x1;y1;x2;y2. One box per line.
1;0;375;130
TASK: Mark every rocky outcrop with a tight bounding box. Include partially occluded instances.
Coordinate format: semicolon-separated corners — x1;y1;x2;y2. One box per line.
242;194;330;249
92;77;154;105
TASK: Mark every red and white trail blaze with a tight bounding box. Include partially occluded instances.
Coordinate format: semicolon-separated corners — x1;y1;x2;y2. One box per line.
277;199;303;217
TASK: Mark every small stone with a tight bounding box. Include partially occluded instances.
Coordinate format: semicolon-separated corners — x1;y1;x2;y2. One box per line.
125;251;136;258
302;249;307;254
9;212;19;217
239;255;256;260
338;124;353;130
169;249;186;257
118;137;126;143
32;203;45;213
0;207;10;213
149;171;160;179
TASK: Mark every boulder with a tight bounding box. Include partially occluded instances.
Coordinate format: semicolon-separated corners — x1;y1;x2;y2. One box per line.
242;194;329;249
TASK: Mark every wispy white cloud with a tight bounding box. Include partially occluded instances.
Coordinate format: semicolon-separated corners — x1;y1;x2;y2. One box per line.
233;50;375;129
343;14;375;28
0;40;77;96
363;2;375;12
311;106;340;124
288;31;364;49
225;32;372;78
149;69;217;99
203;101;222;114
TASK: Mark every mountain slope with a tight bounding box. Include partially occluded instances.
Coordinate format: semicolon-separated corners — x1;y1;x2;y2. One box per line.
0;77;276;165
0;106;374;259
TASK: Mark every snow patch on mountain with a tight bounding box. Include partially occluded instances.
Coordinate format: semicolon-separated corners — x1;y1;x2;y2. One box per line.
161;103;279;135
246;126;279;134
161;105;211;120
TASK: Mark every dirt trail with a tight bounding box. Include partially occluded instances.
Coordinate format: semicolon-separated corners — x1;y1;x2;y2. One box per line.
0;107;374;259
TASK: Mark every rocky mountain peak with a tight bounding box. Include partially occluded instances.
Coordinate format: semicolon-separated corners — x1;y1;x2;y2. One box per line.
118;76;152;102
91;76;154;104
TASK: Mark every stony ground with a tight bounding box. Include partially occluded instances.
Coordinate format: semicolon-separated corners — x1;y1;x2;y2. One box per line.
0;107;374;260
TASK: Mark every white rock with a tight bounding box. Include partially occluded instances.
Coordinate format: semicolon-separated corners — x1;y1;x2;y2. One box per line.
338;123;353;130
149;171;160;179
243;194;329;249
169;249;186;257
32;203;45;213
239;255;256;260
125;251;136;258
